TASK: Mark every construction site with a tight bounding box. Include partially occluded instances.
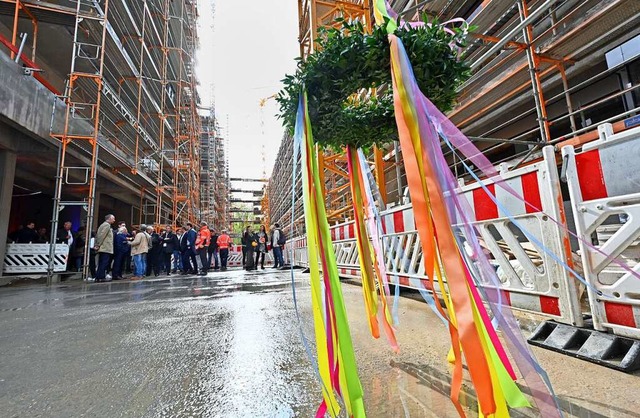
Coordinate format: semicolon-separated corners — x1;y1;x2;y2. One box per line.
269;0;640;235
275;0;640;372
1;1;640;417
0;0;229;275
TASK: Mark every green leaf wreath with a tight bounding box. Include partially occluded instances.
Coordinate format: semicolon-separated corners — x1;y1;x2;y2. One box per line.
276;17;472;151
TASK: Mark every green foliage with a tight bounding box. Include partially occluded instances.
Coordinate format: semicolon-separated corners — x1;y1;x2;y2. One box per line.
276;17;472;151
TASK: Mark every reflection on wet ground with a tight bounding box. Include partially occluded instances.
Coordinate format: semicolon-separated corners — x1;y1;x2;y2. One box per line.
0;269;639;417
0;270;317;417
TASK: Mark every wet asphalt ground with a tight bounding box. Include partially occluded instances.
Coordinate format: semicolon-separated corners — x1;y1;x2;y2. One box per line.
1;269;639;417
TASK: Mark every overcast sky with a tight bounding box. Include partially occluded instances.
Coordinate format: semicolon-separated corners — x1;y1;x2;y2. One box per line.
196;0;299;180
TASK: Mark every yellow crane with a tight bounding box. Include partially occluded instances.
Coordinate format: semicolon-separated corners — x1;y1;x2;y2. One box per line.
258;94;278;224
259;94;277;108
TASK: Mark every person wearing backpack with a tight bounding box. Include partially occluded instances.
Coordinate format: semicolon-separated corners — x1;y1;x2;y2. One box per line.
270;223;286;269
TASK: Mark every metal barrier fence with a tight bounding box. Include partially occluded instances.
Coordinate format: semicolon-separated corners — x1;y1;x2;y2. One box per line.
453;146;582;326
288;237;309;268
3;244;69;274
227;245;274;268
289;145;587;327
564;123;640;339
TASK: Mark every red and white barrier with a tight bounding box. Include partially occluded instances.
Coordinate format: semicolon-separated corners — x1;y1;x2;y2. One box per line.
288;237;309;267
225;244;274;268
227;245;244;268
330;221;355;242
290;146;584;327
563;123;640;339
453;146;582;325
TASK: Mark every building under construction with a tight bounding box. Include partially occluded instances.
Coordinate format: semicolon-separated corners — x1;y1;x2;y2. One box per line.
269;0;640;233
229;177;267;238
0;0;210;274
200;112;230;230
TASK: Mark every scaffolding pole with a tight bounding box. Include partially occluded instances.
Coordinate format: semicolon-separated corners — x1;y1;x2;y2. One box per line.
48;0;111;283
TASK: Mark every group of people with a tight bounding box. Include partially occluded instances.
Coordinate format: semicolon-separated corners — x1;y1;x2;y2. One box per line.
7;215;290;280
241;223;287;270
7;220;74;246
8;215;234;282
92;215;233;282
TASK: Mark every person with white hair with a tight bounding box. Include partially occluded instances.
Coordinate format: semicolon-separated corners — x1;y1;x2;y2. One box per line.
145;226;162;276
112;226;130;280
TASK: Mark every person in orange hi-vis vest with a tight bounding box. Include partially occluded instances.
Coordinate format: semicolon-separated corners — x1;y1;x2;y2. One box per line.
195;221;211;276
217;229;231;271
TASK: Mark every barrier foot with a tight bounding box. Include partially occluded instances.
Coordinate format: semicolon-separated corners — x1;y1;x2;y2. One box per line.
528;321;640;372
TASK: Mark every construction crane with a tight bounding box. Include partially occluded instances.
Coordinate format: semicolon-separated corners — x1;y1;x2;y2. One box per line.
258;94;278;227
259;94;277;108
259;94;279;179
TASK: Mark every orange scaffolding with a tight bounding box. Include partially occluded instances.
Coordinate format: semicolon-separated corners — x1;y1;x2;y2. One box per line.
291;0;640;212
0;0;204;280
48;0;111;283
296;0;388;223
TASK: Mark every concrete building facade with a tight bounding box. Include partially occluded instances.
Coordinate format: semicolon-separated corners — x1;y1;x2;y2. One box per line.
0;0;203;273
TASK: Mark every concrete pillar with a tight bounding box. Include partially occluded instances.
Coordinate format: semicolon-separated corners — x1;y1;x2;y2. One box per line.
0;150;17;274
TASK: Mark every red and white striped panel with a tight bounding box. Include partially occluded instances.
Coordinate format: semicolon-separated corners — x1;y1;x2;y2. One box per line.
574;145;640;201
389;274;561;317
603;302;640;329
461;169;543;222
330;222;355;241
380;206;416;234
291;238;307;248
574;138;640;335
497;289;560;317
339;268;361;278
226;245;244;267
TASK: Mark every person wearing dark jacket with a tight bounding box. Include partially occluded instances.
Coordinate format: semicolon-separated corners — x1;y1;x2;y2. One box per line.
72;229;84;271
15;221;39;243
208;229;220;270
111;227;130;280
180;223;198;274
255;225;268;270
243;226;258;271
270;223;286;269
56;221;75;271
160;225;179;275
36;227;48;243
146;227;162;277
117;221;133;274
57;221;74;245
241;239;247;267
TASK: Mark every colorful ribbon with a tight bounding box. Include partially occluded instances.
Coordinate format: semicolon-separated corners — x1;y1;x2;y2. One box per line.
346;146;399;352
296;91;366;418
389;32;535;417
372;1;566;415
